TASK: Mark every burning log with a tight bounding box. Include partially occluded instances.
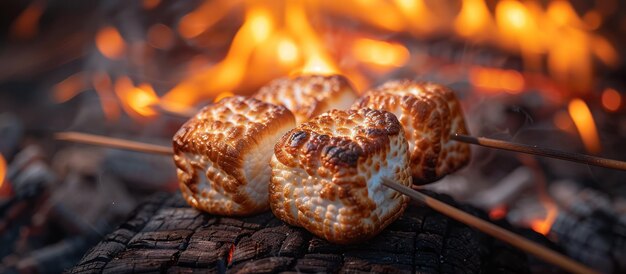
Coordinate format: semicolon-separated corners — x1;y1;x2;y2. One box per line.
69;192;533;274
547;181;626;273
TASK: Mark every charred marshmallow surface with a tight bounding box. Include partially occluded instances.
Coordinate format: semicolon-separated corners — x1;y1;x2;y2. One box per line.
270;108;412;244
253;74;359;124
353;80;471;185
173;96;296;216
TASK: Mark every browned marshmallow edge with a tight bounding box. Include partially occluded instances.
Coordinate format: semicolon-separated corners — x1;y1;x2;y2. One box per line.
173;96;296;216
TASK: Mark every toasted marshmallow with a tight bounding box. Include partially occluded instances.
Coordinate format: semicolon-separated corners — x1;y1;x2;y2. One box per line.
353;80;470;185
173;96;296;216
270;108;412;244
253;74;359;124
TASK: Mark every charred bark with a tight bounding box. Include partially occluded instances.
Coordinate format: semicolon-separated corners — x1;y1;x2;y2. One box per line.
68;191;532;274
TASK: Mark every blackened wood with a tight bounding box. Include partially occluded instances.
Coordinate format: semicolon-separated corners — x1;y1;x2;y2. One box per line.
68;192;533;274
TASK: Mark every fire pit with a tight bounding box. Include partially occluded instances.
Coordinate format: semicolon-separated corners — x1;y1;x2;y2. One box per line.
1;0;625;273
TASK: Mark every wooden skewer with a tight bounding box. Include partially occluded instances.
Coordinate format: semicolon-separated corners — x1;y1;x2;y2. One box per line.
54;131;599;274
55;132;173;155
381;180;597;274
152;101;626;172
452;134;626;171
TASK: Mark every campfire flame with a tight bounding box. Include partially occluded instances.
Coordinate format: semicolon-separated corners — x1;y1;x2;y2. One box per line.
114;77;159;119
568;99;601;154
44;1;619;122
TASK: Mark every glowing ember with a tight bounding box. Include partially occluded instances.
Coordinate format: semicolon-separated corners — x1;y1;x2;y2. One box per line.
530;202;557;236
601;88;621;112
95;26;126;60
352;38;410;68
227;244;235;265
10;1;44;40
0;154;6;191
568;99;601;154
489;205;507;220
53;72;88;103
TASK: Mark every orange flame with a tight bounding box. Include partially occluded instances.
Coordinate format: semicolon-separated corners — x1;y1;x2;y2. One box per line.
10;1;44;40
0;154;6;191
352;38;410;69
454;0;493;38
92;72;121;121
530;201;557;236
96;26;126;60
162;5;274;108
177;1;239;39
53;72;88;103
568;98;601;154
151;1;620;110
114;77;159;119
469;67;524;94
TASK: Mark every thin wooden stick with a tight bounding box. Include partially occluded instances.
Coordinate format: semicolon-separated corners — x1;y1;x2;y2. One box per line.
452;134;626;171
55;132;173;155
382;180;598;274
54;132;599;274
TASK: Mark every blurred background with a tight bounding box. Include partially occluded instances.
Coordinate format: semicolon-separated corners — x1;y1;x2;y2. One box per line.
0;0;625;272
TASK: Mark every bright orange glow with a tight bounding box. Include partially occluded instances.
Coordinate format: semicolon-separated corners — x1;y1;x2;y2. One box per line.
568;99;601;154
95;26;126;60
530;202;557;236
547;1;582;27
142;0;160;9
10;1;44;40
601;88;621;112
249;9;274;43
53;72;88;103
592;36;619;68
469;67;524;93
489;205;507;220
352;38;409;68
114;77;159;118
147;24;174;50
496;0;529;32
287;1;338;75
163;5;274;108
92;72;121;121
214;91;235;103
454;0;492;37
0;153;6;191
277;37;299;64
